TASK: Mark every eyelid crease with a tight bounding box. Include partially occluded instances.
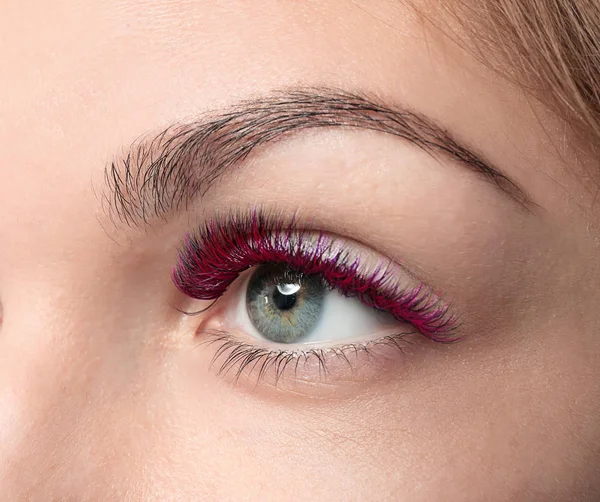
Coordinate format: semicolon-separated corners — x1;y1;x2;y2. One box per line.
172;208;460;342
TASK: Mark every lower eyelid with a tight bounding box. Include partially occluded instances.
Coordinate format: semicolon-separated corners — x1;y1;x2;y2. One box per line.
190;272;429;392
196;329;423;396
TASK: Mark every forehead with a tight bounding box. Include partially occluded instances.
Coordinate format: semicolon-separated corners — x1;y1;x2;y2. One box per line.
0;1;517;132
0;0;576;213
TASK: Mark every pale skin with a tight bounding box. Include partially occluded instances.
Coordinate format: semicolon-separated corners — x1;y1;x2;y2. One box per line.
0;1;599;500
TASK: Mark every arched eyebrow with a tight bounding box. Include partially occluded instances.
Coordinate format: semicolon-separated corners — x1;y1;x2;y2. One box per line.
103;87;529;227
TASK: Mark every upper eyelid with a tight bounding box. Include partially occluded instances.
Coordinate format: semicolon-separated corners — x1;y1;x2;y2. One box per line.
174;209;417;294
187;207;432;284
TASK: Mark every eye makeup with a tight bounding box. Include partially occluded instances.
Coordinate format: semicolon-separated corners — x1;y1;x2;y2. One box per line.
173;209;459;342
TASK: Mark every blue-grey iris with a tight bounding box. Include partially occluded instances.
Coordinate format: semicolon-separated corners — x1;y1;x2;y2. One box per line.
246;265;325;343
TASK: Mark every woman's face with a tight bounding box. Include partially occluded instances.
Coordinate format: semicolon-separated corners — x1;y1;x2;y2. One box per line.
1;1;599;500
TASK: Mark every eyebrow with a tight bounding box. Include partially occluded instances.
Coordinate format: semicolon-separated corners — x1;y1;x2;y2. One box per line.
103;87;529;227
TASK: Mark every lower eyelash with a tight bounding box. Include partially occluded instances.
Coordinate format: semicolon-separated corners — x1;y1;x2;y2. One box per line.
201;329;417;385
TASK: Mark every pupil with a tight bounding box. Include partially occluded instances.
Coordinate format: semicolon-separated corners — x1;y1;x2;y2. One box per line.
272;283;300;311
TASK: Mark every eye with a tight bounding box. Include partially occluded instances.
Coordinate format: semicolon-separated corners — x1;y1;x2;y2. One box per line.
172;209;459;386
232;263;398;345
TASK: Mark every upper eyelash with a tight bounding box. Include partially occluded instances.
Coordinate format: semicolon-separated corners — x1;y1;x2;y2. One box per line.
173;209;459;342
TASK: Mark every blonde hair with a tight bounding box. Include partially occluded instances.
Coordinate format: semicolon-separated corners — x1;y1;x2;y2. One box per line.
443;1;600;145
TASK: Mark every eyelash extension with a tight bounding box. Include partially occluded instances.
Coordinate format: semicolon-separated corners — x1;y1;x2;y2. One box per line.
173;209;459;342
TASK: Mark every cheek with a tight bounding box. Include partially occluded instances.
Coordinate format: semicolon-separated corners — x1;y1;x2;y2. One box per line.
155;329;599;501
0;240;597;501
0;225;182;496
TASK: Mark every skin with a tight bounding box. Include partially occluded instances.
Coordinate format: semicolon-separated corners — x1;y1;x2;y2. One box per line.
0;0;599;500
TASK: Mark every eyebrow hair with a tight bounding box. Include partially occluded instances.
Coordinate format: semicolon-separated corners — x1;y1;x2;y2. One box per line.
103;87;529;227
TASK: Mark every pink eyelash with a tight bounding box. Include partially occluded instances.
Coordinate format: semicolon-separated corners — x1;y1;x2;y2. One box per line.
172;210;458;342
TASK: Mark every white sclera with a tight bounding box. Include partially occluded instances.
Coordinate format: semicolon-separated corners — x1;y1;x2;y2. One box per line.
230;271;400;346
